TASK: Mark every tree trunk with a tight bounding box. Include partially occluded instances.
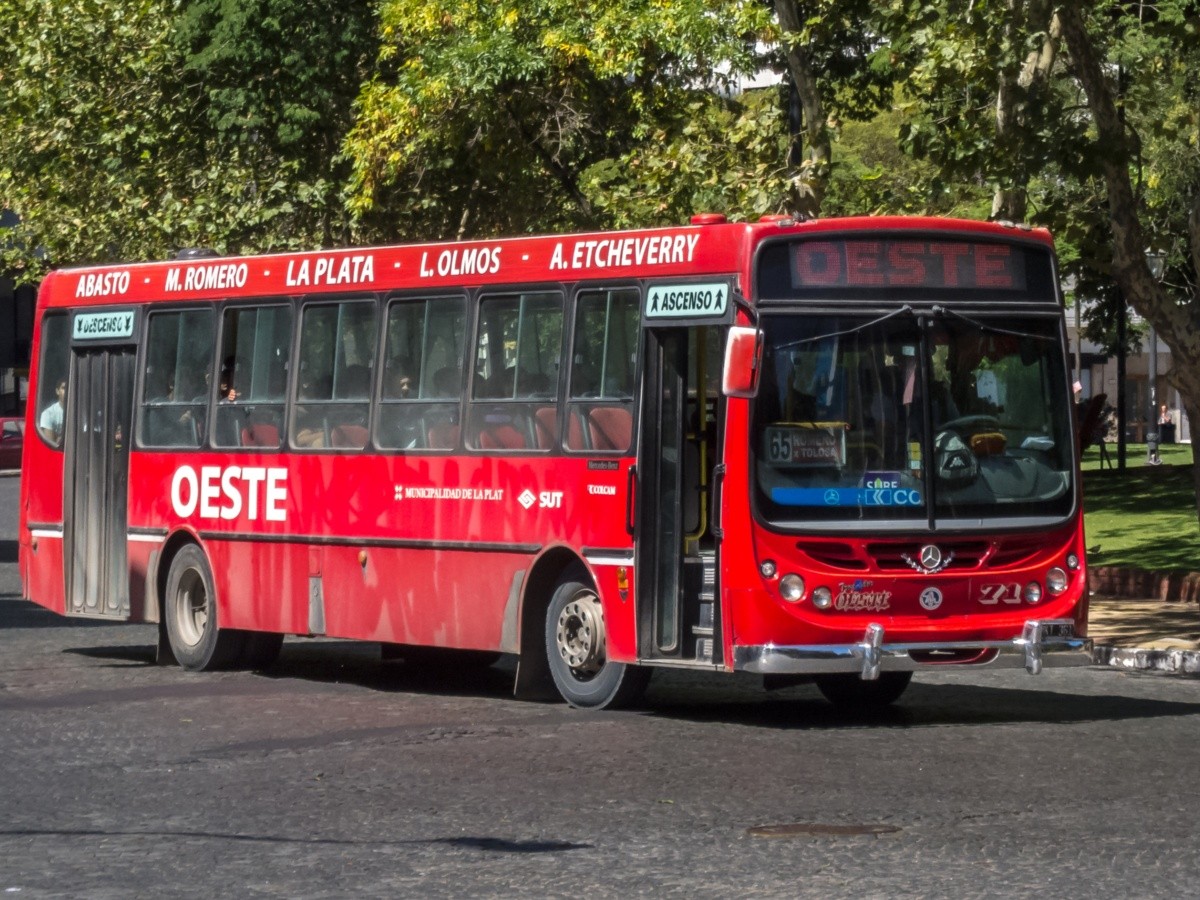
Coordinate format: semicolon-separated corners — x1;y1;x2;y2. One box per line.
1060;5;1200;525
774;0;831;217
991;3;1062;222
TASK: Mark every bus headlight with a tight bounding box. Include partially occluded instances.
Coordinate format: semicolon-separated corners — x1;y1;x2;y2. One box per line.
779;574;805;603
811;586;833;609
1023;581;1043;604
760;560;777;579
1046;567;1068;595
1066;552;1080;571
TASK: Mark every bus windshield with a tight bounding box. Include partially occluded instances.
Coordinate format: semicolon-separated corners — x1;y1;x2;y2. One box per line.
752;311;1075;528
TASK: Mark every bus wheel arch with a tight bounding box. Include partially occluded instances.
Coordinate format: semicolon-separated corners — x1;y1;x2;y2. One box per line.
515;549;648;709
160;539;246;671
512;548;581;701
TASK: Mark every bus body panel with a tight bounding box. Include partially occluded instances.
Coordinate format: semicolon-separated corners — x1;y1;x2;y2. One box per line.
122;450;637;651
18;215;1086;698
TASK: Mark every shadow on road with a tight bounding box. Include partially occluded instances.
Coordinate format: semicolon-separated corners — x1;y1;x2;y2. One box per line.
643;676;1200;731
0;539;16;563
53;635;1200;730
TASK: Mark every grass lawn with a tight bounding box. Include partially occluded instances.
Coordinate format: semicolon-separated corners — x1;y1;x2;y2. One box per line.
1081;441;1200;571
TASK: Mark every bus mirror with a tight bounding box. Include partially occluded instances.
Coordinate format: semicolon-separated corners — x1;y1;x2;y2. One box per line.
722;326;762;398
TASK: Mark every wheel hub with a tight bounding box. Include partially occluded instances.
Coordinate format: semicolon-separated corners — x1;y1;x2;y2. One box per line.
555;591;606;676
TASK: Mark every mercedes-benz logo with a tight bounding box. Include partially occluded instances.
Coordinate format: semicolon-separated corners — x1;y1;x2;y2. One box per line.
900;545;954;575
919;545;943;571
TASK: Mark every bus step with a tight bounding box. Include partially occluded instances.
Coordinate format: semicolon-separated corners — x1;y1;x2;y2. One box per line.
693;599;715;638
695;638;714;663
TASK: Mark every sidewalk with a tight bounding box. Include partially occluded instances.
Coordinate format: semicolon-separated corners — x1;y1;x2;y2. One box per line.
1088;596;1200;675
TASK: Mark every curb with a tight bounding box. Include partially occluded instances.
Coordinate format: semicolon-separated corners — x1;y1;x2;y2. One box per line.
1092;645;1200;675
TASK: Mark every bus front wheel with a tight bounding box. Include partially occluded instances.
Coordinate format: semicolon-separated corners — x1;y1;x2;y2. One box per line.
544;577;649;710
814;671;913;709
164;544;246;671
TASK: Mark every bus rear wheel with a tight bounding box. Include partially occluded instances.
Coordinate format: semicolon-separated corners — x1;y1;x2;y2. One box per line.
544;577;649;710
814;672;913;709
164;544;246;671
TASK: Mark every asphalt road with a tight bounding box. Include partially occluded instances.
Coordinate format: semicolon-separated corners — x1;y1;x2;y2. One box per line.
3;470;1200;898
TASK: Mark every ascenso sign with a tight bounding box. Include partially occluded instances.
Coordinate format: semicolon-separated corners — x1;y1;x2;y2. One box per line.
645;282;729;320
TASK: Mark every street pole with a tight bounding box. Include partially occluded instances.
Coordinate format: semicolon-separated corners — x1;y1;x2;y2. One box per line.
1117;289;1126;470
1145;250;1167;463
1147;325;1159;463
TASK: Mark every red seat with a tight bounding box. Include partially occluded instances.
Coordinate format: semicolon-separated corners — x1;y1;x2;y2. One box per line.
587;406;632;452
427;422;460;449
241;423;280;447
478;424;526;450
329;424;369;448
534;407;558;449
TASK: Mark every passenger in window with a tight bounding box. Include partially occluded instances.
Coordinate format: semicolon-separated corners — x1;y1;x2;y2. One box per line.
39;380;67;445
295;373;332;447
219;357;238;402
384;361;414;399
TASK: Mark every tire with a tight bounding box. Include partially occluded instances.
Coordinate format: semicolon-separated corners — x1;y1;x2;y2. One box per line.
544;577;649;710
163;544;246;671
814;671;913;709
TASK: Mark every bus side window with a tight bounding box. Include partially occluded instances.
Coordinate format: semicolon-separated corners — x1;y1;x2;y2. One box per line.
292;299;376;450
466;291;563;452
138;309;216;449
34;314;71;449
565;288;638;453
213;304;291;450
376;295;467;451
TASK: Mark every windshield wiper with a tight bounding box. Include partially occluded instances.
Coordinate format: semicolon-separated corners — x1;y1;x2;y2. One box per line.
774;305;916;351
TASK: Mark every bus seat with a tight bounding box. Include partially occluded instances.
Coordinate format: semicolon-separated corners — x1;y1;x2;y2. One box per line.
241;422;280;448
330;423;369;449
427;421;460;449
534;407;558;449
478;423;527;450
565;409;586;451
588;406;632;452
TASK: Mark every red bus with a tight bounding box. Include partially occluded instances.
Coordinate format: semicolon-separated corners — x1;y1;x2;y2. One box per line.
18;215;1092;708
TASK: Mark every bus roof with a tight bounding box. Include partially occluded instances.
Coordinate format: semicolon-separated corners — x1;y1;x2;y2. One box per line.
40;216;1053;309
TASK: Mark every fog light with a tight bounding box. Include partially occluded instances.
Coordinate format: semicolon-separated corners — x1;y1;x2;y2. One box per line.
1023;581;1043;604
760;560;777;579
812;586;833;609
1046;567;1068;595
779;574;805;603
1066;553;1080;571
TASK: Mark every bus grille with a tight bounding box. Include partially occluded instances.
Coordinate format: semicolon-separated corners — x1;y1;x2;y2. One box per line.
796;536;1045;572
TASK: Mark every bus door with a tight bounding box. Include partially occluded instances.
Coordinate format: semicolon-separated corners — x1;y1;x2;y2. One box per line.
636;322;724;666
63;315;138;620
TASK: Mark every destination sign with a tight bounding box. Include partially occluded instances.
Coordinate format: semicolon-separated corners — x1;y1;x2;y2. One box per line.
792;239;1027;291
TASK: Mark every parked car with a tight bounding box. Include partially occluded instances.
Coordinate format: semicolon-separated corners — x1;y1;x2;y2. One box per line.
0;417;24;470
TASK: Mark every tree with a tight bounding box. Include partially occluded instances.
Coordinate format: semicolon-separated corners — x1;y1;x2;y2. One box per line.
0;0;378;279
344;0;772;238
859;0;1200;522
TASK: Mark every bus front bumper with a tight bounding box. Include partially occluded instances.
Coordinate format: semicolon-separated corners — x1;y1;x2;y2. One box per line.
733;619;1092;680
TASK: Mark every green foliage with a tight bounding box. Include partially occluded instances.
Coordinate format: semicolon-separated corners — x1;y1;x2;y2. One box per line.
823;100;990;217
581;89;795;227
345;0;772;237
0;0;379;279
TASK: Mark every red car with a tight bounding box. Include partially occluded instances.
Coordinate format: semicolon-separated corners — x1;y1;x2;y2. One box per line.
0;417;24;470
